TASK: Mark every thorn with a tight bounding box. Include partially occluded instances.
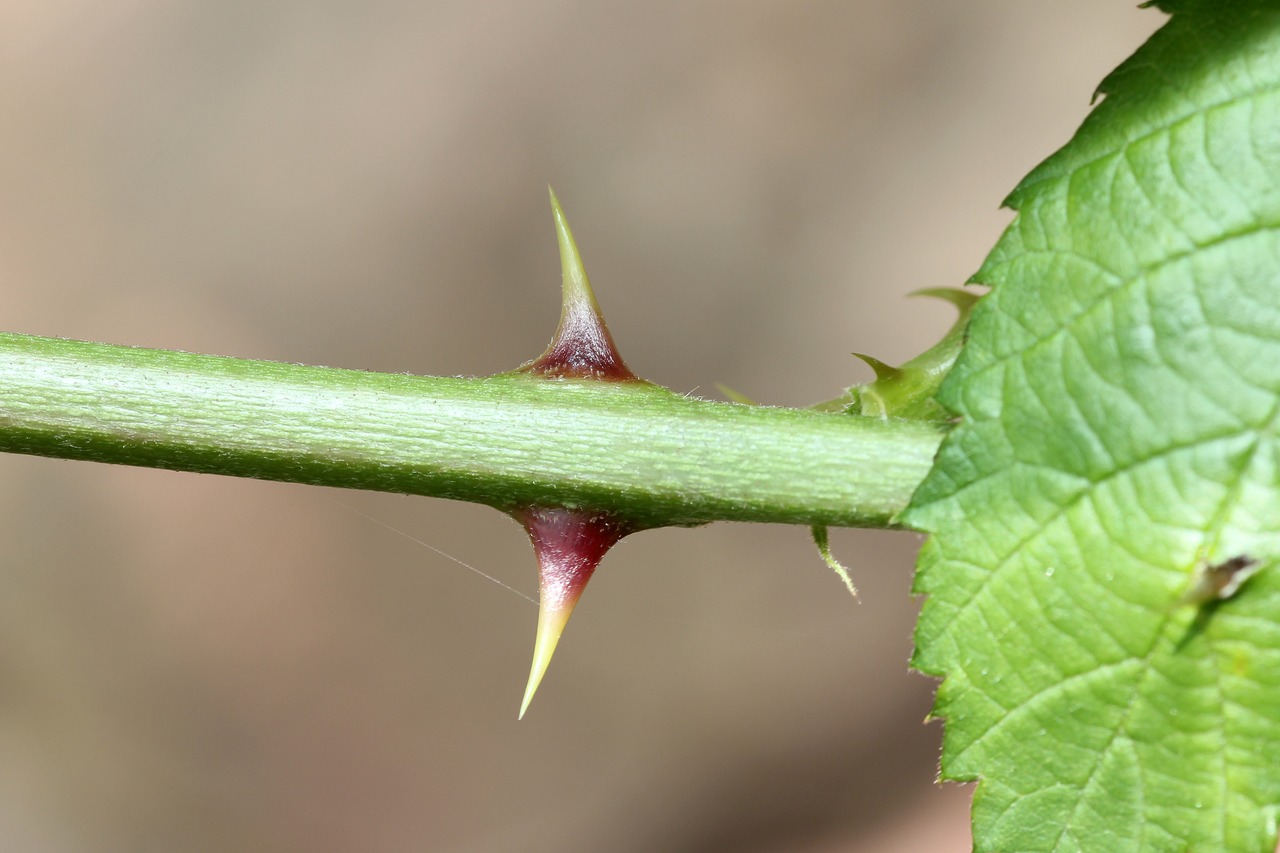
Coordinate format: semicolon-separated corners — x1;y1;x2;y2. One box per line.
520;189;639;382
851;352;902;382
812;525;858;600
822;287;981;419
906;287;981;313
715;383;759;406
514;507;634;718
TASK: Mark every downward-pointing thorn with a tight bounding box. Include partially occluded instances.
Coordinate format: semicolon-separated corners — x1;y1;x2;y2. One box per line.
514;507;633;718
519;592;573;720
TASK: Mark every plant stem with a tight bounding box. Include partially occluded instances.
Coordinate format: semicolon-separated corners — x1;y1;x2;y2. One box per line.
0;332;944;528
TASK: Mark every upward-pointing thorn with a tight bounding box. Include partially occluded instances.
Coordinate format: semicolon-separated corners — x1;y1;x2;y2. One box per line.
520;189;640;382
514;507;634;719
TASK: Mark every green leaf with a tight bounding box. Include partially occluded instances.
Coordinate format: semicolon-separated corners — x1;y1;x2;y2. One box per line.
904;4;1280;851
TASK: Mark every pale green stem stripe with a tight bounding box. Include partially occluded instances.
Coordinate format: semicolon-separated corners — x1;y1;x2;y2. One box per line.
0;332;944;528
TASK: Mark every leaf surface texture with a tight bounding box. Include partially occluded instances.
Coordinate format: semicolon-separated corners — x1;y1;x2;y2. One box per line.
905;3;1280;849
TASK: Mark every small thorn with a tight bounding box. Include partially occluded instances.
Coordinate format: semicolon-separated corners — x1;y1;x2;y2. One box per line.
851;352;902;382
812;525;858;600
521;189;639;381
514;507;634;718
906;287;981;314
715;383;759;406
821;287;981;419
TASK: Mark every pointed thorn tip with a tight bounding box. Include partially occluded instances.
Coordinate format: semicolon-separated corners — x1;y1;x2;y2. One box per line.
519;603;570;719
513;508;634;717
852;352;901;382
519;192;639;381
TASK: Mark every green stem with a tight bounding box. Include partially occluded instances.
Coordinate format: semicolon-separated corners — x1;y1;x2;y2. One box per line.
0;332;944;529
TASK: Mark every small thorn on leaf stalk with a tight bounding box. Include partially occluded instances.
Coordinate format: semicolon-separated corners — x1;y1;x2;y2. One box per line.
812;287;979;420
509;190;655;717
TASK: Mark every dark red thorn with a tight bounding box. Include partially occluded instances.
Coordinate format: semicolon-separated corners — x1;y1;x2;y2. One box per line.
519;188;640;382
513;506;635;718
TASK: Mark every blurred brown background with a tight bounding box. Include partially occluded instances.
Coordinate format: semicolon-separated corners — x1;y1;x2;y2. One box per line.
0;4;1161;851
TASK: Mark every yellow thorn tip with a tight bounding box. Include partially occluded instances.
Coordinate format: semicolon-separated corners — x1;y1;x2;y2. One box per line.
518;596;576;719
547;186;602;318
